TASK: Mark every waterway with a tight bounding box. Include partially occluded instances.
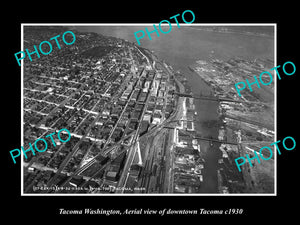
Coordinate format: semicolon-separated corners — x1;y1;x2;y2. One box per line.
76;25;274;193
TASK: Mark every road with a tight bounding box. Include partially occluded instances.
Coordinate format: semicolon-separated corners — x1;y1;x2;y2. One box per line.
115;67;157;193
116;48;178;193
56;131;136;189
45;47;143;189
130;58;186;193
99;51;145;152
46;110;103;187
44;47;186;194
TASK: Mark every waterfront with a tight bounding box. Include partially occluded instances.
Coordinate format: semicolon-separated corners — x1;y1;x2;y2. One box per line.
76;25;274;193
186;70;221;193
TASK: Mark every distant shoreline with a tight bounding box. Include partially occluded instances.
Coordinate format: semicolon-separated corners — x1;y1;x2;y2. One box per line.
181;26;274;39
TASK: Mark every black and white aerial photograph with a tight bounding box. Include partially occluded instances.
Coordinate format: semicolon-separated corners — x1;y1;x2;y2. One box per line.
4;2;300;221
22;24;275;195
